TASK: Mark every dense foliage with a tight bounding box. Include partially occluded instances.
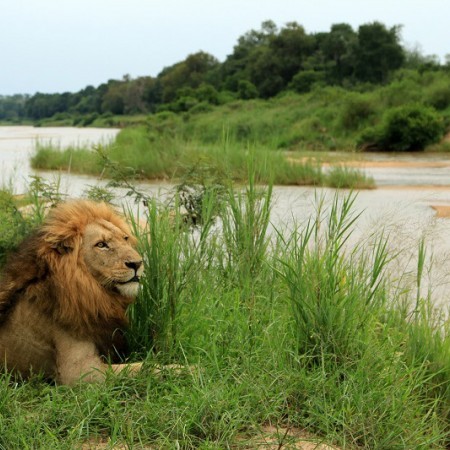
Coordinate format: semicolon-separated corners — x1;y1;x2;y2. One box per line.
1;20;447;123
358;104;445;151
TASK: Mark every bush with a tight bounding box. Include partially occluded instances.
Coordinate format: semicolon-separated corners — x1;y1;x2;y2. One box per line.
358;104;445;151
237;80;259;100
426;83;450;111
340;94;377;130
289;70;325;93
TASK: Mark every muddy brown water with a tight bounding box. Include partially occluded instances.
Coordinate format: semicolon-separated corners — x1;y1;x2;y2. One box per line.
2;126;450;308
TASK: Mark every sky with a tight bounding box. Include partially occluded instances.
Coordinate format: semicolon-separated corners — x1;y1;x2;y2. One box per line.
1;0;449;95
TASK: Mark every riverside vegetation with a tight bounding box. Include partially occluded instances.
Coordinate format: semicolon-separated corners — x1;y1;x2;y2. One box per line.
30;69;450;189
9;19;450;189
1;170;450;448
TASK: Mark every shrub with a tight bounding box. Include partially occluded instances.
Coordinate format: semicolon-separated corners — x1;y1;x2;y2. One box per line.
237;80;259;100
289;70;325;93
188;101;214;114
426;83;450;111
340;94;376;130
80;113;99;126
358;104;444;151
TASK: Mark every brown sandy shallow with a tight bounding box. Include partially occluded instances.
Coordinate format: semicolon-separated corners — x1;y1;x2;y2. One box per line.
431;205;450;218
325;160;450;169
378;185;450;190
287;156;450;170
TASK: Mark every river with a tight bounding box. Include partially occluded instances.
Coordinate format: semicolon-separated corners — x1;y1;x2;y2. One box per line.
2;126;450;307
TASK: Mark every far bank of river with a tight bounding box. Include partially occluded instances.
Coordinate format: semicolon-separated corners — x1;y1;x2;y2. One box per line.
2;125;450;307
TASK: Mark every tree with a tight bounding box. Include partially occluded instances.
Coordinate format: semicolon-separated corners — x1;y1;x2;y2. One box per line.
247;46;285;97
158;52;220;103
220;20;277;92
141;77;162;112
0;94;28;121
101;81;126;115
354;22;405;83
320;23;357;84
269;22;315;83
233;21;316;98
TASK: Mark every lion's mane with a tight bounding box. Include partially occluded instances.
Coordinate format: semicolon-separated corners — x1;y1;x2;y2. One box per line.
0;200;139;360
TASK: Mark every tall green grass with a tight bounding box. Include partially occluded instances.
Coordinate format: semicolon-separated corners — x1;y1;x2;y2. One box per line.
1;177;450;448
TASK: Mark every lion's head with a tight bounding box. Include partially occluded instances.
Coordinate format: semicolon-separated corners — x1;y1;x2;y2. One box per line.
42;199;143;296
81;219;142;298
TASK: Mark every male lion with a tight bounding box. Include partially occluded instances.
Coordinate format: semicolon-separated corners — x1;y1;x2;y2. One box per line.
0;199;144;385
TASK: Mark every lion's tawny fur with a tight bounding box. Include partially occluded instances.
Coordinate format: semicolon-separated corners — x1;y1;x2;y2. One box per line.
0;200;144;385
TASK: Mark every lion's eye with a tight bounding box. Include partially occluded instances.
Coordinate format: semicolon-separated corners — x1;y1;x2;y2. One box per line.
96;241;108;249
124;236;129;241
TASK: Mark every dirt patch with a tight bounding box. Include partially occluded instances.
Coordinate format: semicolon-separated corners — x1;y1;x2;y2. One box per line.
83;426;340;449
238;425;340;449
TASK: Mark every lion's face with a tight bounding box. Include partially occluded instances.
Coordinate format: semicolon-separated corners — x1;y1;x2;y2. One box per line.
81;219;144;298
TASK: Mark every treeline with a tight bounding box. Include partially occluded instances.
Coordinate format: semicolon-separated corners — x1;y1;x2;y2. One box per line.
1;20;449;123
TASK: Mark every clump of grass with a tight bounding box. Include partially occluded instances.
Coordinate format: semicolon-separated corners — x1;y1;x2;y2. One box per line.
31;143;102;174
126;200;200;356
278;194;384;361
220;161;272;287
326;165;375;189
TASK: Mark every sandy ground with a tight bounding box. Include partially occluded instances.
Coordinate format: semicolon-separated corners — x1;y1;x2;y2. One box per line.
238;425;340;449
82;425;340;449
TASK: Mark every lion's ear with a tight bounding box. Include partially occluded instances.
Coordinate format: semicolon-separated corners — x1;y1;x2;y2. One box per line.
50;238;75;255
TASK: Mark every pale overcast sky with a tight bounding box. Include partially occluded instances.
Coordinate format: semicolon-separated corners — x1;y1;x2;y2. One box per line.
1;0;449;95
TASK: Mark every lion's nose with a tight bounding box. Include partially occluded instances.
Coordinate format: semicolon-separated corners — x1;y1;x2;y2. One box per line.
125;260;143;271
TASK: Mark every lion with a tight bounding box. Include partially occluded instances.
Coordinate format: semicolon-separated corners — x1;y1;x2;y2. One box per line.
0;199;144;385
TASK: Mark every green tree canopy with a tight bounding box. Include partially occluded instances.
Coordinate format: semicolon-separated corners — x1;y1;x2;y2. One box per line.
158;52;220;103
354;22;405;83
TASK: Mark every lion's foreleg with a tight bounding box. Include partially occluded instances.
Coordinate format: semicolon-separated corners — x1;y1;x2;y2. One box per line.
55;336;104;385
109;361;143;376
54;332;143;385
